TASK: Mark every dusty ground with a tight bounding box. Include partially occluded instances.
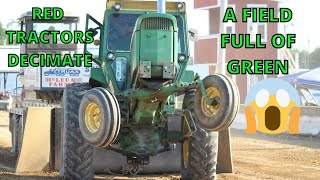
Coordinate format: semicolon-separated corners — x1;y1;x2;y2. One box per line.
0;111;319;179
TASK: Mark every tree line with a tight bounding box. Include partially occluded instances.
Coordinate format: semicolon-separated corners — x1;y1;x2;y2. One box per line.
0;19;19;45
290;48;320;69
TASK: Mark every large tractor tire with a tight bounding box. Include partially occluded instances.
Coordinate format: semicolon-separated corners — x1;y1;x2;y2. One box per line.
79;87;121;148
61;83;94;180
181;90;218;180
195;74;240;131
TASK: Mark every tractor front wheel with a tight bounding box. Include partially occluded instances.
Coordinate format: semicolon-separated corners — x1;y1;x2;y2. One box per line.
181;90;218;180
195;74;240;131
61;83;94;180
79;87;121;148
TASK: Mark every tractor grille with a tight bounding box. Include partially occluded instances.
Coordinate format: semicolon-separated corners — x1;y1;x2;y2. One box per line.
141;17;173;30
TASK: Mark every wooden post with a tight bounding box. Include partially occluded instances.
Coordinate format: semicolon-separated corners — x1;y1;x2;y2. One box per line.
216;0;234;174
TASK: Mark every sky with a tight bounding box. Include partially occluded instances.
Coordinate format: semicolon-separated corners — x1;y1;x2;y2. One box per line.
0;0;319;52
0;0;107;32
283;0;320;52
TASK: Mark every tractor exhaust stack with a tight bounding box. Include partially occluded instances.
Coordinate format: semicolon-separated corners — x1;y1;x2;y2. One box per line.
157;0;166;13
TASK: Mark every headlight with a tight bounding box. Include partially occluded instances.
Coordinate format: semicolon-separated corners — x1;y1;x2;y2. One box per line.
113;3;122;11
176;2;184;10
107;52;115;60
178;54;187;63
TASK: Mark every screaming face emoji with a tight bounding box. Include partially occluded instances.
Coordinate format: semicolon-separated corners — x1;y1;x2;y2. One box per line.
244;78;301;134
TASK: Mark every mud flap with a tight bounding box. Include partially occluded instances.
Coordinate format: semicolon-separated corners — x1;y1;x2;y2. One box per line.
217;128;233;173
15;107;53;173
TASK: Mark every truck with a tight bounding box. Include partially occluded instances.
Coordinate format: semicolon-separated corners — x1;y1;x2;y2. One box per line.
9;1;240;180
0;70;19;111
9;12;90;154
0;90;12;111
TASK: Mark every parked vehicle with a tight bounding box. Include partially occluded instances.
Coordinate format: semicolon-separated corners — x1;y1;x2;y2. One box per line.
0;90;12;111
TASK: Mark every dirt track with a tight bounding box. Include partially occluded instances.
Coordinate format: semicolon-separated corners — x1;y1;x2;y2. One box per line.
0;112;319;179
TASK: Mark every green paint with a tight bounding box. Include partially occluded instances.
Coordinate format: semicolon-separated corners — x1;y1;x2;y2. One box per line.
259;8;268;22
231;34;243;49
227;60;289;74
90;68;108;85
61;55;74;67
242;8;251;22
29;54;39;67
245;34;255;48
84;6;195;157
8;54;19;67
241;60;253;74
256;34;266;48
254;60;264;74
27;31;39;44
227;60;240;74
264;60;273;74
223;8;237;22
221;34;230;48
60;31;73;44
20;54;28;67
182;70;195;82
275;60;289;74
280;8;293;22
272;34;286;48
32;7;64;20
6;31;15;44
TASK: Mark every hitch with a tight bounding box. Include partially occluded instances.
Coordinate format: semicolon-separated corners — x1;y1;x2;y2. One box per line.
116;81;200;101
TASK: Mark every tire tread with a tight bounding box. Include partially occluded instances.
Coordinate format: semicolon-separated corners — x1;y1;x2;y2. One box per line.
62;83;94;180
182;90;218;180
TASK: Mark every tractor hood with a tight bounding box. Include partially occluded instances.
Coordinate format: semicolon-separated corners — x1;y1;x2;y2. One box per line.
134;13;178;31
131;13;179;80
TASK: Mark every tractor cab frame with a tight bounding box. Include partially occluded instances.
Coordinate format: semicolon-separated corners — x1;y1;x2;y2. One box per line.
85;0;190;93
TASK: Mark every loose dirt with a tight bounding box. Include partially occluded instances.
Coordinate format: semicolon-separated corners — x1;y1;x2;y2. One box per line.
0;112;319;179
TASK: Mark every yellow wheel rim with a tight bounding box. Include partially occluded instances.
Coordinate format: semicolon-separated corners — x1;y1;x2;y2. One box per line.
85;103;101;133
201;87;221;117
183;121;189;169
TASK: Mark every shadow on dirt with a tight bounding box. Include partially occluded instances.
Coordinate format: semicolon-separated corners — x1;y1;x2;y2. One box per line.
231;129;320;149
0;173;60;180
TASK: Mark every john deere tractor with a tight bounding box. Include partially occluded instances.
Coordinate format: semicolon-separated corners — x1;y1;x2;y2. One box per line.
61;0;240;179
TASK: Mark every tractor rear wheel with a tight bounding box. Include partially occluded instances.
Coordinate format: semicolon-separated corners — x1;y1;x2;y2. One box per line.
181;90;218;180
79;87;121;148
195;74;240;131
61;83;94;180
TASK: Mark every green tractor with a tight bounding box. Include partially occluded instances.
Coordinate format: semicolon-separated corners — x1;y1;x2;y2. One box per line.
61;0;240;179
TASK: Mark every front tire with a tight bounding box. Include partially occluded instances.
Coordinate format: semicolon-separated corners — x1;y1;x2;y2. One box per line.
61;83;94;180
181;90;218;180
79;87;121;148
195;74;240;131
